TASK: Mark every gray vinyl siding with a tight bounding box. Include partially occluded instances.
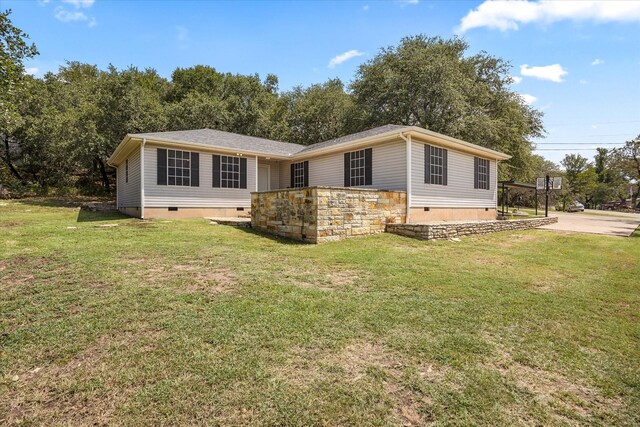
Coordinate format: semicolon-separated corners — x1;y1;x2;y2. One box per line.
143;144;256;208
275;140;406;190
410;141;497;208
117;147;141;208
279;160;292;189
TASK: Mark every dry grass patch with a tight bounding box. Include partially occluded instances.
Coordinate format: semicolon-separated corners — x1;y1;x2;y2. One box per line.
486;343;624;424
280;269;365;291
0;256;68;289
2;326;164;426
125;257;239;295
274;342;446;426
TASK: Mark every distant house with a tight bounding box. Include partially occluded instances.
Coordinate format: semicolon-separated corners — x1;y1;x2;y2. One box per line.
107;125;511;222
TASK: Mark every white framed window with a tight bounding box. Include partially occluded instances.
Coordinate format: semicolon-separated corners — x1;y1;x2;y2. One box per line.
475;157;490;190
426;145;447;186
220;155;241;188
349;149;366;186
167;149;191;186
292;162;306;188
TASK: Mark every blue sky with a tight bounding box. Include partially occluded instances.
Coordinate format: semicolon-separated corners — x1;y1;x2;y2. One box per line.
8;0;640;164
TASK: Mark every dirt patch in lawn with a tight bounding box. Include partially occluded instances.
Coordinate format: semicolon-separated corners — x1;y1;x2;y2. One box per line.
283;269;364;291
126;258;239;294
2;326;163;426
487;345;624;424
0;257;68;289
0;221;22;228
274;342;445;426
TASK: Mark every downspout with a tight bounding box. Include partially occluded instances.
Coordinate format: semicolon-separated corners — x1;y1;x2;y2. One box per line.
140;138;146;219
399;132;411;223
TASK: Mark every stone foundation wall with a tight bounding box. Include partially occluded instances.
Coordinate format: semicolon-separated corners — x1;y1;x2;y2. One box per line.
386;217;558;240
251;187;406;243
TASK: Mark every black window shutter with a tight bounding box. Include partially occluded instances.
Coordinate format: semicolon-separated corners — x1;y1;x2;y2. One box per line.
344;152;351;187
364;148;373;186
303;161;309;187
212;155;221;188
424;145;431;184
443;149;448;186
240;157;247;189
474;157;479;189
157;148;167;185
486;160;490;190
290;163;295;188
191;152;199;187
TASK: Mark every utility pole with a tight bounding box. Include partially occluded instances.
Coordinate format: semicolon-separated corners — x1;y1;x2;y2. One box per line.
545;174;550;218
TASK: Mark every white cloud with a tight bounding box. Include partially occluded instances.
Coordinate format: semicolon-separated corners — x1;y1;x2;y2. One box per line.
62;0;95;7
511;76;523;84
520;64;568;82
25;67;39;76
176;26;188;42
54;5;96;27
579;79;588;84
397;0;419;4
519;93;538;105
328;50;364;68
55;8;88;22
363;5;369;11
457;0;640;33
591;58;604;65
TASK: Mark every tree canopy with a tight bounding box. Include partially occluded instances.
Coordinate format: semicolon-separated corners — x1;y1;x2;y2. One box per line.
6;10;620;199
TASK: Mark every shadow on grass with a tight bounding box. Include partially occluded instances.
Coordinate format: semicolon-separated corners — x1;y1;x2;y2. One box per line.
76;209;129;223
17;197;115;208
236;226;309;246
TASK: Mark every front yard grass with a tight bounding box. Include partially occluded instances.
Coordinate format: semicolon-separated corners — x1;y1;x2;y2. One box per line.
1;199;639;426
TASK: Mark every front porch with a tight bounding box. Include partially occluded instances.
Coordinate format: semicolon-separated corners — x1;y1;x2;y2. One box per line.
251;187;406;243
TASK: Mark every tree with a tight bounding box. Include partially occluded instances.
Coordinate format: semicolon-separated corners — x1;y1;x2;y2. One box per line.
350;35;544;180
281;79;358;145
0;9;38;184
613;135;640;208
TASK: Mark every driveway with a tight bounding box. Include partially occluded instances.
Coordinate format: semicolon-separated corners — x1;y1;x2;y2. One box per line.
539;210;640;237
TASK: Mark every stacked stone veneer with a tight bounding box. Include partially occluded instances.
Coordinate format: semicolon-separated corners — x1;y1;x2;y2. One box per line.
251;187;406;243
386;217;558;240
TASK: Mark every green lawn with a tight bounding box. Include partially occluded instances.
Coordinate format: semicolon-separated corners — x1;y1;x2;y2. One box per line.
1;199;639;426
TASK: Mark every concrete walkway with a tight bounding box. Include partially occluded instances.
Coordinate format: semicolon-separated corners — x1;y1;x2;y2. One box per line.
539;211;640;237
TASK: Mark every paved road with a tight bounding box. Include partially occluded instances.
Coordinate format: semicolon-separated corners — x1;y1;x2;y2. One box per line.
539;210;640;237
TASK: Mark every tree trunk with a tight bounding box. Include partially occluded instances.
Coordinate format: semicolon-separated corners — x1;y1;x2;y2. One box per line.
95;156;110;189
1;135;25;183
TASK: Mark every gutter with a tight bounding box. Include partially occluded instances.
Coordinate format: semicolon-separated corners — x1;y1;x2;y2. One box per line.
109;127;512;168
399;132;411;224
140;138;146;219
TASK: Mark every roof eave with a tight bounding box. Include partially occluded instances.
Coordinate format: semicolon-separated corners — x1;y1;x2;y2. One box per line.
406;127;512;161
123;135;298;160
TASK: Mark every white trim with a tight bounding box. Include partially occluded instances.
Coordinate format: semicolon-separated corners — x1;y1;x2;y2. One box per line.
140;138;145;219
108;127;511;167
400;132;412;223
115;167;119;209
255;155;259;192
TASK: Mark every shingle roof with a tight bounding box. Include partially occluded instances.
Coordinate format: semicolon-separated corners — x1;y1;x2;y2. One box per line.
130;128;305;157
298;124;407;154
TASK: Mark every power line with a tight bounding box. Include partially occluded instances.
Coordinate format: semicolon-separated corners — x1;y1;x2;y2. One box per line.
535;148;611;151
545;120;640;127
535;142;623;145
536;133;634;138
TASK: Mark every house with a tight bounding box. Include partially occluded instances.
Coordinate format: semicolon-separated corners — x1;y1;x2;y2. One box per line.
107;124;511;222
